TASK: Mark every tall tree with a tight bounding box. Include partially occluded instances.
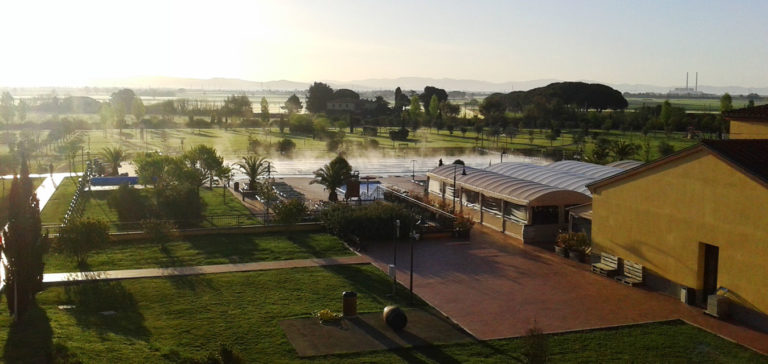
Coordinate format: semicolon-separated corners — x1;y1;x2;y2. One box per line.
184;145;223;189
220;95;252;123
720;93;733;113
419;86;448;111
409;95;422;121
110;89;137;130
332;88;360;100
132;97;146;123
2;155;47;319
306;82;334;113
310;155;352;202
0;91;15;125
16;99;27;123
394;87;406;112
235;155;271;191
101;147;127;176
284;94;302;114
260;97;270;127
428;95;440;118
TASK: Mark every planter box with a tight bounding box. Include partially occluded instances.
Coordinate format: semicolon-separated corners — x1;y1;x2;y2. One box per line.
454;229;471;240
568;250;584;263
554;246;569;258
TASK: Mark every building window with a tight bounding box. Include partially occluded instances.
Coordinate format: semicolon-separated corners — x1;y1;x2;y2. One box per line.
503;201;528;222
531;206;559;225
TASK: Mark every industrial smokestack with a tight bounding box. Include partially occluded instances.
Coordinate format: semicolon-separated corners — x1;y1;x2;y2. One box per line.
695;72;698;91
686;72;689;89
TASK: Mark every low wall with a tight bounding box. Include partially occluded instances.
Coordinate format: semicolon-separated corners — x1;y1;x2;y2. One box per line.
110;222;325;241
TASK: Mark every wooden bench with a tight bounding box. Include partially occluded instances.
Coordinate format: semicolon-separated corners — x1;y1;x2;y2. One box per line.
615;260;643;286
591;252;618;278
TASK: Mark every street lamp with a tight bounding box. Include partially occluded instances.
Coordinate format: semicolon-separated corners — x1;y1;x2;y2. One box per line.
452;163;467;212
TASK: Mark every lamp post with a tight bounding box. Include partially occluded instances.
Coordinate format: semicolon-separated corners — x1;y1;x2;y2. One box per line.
452;164;467;212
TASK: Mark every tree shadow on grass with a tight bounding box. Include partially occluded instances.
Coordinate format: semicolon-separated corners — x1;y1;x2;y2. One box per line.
64;280;151;341
3;303;53;363
287;233;326;258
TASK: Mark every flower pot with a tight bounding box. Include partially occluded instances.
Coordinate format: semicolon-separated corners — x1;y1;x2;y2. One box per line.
555;245;569;258
568;249;584;263
454;229;471;240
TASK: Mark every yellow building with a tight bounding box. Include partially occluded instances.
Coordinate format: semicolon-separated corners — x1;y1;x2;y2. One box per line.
725;104;768;139
588;139;768;331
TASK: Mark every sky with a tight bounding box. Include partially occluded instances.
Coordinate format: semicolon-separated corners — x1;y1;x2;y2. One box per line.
0;0;766;88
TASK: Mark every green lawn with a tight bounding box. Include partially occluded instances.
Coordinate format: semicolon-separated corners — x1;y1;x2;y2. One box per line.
45;232;353;273
1;177;44;226
1;265;763;363
41;178;259;228
40;177;79;224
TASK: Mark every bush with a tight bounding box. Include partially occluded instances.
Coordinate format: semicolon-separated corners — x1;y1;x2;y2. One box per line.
389;127;409;141
56;217;110;266
107;183;148;222
276;138;296;155
320;202;414;241
288;114;314;135
273;199;308;225
156;183;204;225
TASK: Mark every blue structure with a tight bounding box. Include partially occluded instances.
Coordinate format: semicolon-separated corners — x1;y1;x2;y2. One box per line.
90;176;139;186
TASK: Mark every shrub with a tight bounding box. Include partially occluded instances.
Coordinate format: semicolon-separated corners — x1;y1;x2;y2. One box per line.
156;183;204;225
276;138;296;155
107;183;148;222
320;202;414;241
273;199;308;225
389;127;409;141
56;218;110;266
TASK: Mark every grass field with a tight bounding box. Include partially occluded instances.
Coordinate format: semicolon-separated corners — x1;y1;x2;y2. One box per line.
40;178;258;228
45;232;353;273
1;266;763;363
70;126;697;164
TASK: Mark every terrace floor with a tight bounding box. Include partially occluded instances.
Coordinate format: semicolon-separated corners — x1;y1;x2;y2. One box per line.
362;225;768;355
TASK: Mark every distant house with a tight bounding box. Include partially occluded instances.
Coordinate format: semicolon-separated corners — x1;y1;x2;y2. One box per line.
724;104;768;139
326;98;358;113
587;139;768;332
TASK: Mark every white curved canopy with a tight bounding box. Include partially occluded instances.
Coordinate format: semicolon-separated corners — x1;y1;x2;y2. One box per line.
427;164;589;206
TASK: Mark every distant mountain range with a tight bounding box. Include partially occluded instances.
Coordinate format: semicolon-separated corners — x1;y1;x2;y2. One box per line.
92;76;768;96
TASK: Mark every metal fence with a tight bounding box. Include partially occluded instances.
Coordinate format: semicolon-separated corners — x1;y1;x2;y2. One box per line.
43;210;322;235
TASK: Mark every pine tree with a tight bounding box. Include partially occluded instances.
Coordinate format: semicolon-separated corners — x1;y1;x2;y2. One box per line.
2;154;47;319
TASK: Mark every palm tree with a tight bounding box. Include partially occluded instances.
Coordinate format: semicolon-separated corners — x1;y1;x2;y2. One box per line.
101;146;127;176
235;155;270;191
609;140;639;161
310;155;352;202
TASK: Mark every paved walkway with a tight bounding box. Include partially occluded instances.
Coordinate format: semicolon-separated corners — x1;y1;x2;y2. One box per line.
42;255;370;285
362;225;768;355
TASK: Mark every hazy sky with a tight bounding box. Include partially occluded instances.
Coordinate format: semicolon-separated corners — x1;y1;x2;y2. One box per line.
1;0;766;87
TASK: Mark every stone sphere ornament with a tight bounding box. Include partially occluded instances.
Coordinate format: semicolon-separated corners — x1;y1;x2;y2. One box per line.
382;305;408;330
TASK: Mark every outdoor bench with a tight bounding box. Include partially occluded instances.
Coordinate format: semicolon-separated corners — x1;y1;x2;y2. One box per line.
615;260;644;286
591;252;619;278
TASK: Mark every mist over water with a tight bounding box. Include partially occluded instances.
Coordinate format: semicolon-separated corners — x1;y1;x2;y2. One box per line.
225;151;549;179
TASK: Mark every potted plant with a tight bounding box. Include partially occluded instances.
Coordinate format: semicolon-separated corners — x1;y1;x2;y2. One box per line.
562;232;590;263
554;238;569;258
453;213;475;240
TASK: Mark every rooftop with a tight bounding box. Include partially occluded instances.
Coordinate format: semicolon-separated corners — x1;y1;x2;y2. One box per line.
702;139;768;184
723;104;768;121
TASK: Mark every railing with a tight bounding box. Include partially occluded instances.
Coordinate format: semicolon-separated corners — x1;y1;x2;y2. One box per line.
43;210;322;235
378;185;456;230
